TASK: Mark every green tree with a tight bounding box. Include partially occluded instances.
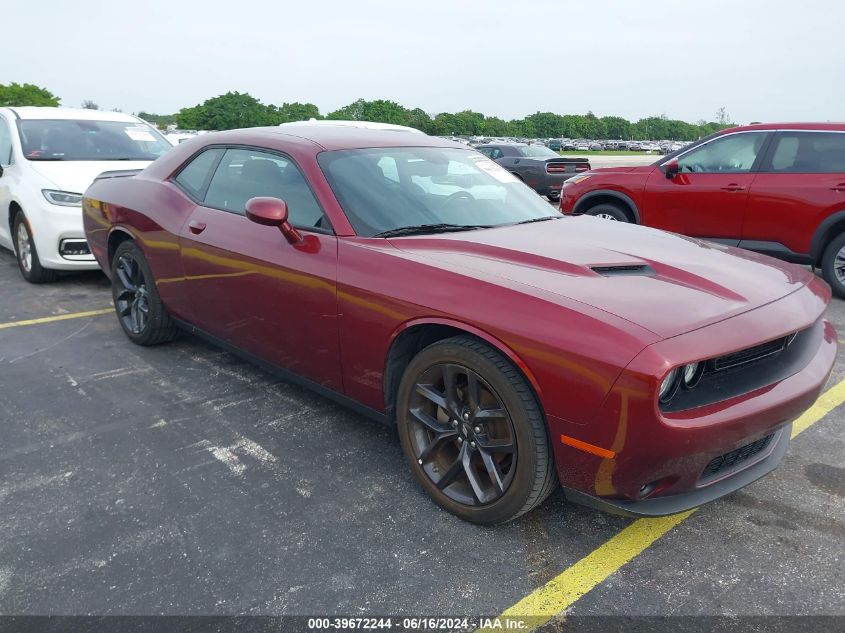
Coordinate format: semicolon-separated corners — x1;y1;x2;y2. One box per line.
0;82;60;107
600;116;631;139
81;99;99;110
175;92;278;130
273;101;321;123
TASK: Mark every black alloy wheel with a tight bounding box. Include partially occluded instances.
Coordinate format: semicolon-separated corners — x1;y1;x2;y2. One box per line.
114;253;150;335
397;336;557;524
408;362;517;506
110;241;177;346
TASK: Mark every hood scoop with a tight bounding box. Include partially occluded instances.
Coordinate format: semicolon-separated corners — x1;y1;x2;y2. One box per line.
590;264;655;277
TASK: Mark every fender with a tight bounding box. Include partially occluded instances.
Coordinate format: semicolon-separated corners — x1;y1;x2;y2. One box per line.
810;209;845;262
388;316;544;399
572;189;641;223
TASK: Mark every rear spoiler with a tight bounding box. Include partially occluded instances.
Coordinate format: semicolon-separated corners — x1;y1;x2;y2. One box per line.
93;169;144;181
546;157;590;164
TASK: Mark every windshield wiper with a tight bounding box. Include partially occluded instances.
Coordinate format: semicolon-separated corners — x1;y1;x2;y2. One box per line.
374;223;494;238
514;216;562;225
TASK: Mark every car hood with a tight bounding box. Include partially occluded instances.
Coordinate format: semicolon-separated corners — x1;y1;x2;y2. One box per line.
28;160;153;193
388;217;814;339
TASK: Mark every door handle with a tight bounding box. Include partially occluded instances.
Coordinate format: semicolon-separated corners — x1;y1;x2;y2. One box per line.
188;220;207;235
831;184;845;192
720;184;746;192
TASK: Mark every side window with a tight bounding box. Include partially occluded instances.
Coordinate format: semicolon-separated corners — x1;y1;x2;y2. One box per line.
491;148;503;160
765;132;845;173
203;148;326;229
174;148;224;199
678;133;767;174
478;147;494;158
0;117;12;166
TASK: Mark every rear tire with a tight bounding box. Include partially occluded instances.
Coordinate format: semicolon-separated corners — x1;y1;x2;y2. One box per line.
396;336;557;524
13;212;59;283
584;202;630;222
821;233;845;300
111;241;177;345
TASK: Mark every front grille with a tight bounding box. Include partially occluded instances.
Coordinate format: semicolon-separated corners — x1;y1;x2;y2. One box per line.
712;336;789;372
701;433;774;481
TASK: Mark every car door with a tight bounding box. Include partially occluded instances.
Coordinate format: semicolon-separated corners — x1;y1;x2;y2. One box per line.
744;130;845;257
640;131;771;240
0;115;14;249
177;146;342;390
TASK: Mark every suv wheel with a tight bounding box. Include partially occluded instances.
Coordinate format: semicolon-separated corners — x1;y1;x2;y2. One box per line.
584;203;630;222
13;211;58;283
821;233;845;299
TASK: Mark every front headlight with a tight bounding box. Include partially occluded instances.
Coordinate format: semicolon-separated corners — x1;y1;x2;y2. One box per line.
42;190;83;207
658;368;679;401
563;174;592;185
681;362;703;388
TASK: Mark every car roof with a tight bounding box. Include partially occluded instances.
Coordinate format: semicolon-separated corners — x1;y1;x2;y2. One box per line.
725;122;845;133
193;124;468;152
4;106;143;123
280;119;425;134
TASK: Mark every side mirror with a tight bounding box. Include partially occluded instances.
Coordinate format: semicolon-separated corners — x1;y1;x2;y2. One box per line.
245;196;302;244
664;159;680;180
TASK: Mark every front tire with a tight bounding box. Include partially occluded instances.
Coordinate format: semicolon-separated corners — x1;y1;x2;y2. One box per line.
396;336;557;524
584;202;630;222
821;233;845;300
111;241;177;345
13;212;58;283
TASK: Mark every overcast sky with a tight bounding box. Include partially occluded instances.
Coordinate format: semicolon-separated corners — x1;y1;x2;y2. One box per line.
5;0;843;124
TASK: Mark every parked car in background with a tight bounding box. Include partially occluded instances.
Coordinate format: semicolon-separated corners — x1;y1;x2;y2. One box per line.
0;107;172;282
83;123;835;524
547;139;562;151
476;142;590;201
560;123;845;296
575;142;590;151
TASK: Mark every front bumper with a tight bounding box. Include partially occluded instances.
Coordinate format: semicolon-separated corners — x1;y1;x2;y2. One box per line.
563;424;791;517
31;202;98;270
549;278;836;516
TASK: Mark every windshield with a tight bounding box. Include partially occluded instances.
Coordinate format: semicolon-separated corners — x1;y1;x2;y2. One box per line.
517;145;559;158
317;147;559;237
18;119;172;161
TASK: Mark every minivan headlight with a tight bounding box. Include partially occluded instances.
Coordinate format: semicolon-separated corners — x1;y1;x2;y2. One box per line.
42;190;83;207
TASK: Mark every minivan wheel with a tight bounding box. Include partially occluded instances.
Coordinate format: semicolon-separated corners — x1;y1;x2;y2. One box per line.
396;336;557;524
821;233;845;300
584;203;629;222
111;241;177;345
13;212;58;283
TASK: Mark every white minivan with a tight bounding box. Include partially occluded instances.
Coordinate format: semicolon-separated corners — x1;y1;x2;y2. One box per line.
0;107;172;282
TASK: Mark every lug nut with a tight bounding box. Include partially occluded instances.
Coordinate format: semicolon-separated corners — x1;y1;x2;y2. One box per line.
462;412;469;420
418;459;422;465
458;437;464;443
452;420;458;427
474;426;481;433
470;441;476;448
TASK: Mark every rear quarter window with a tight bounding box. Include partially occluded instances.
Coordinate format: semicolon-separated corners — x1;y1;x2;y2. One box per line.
174;148;224;198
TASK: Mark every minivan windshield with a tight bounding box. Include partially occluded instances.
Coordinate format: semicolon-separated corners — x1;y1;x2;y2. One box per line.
18;119;172;161
317;147;560;237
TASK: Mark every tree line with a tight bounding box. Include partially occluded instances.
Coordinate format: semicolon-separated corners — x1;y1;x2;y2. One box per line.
1;83;733;141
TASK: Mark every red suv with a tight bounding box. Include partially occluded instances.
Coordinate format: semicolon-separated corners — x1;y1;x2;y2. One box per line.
559;123;845;297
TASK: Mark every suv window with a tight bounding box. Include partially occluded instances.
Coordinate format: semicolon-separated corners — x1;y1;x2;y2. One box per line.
678;132;767;174
204;148;326;229
0;117;12;165
174;148;224;198
765;131;845;173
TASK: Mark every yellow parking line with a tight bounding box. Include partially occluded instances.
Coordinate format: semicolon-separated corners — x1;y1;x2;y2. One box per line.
480;377;845;632
0;308;113;330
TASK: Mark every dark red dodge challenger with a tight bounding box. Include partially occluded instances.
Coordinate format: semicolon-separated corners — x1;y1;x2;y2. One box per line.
83;124;836;525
